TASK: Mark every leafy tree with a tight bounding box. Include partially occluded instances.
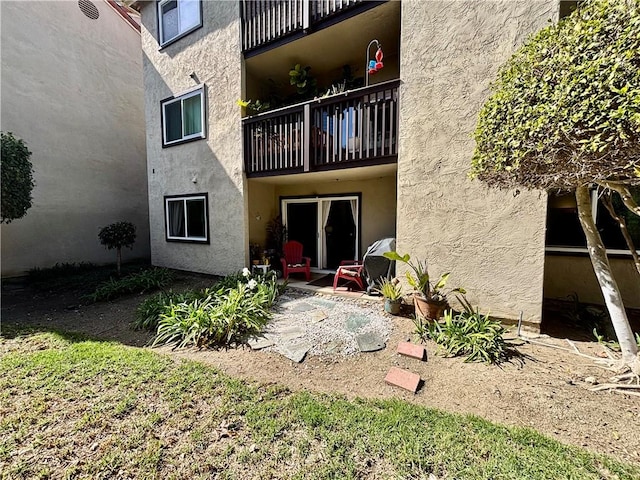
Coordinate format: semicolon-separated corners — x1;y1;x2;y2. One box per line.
98;221;136;276
1;132;35;223
471;0;640;371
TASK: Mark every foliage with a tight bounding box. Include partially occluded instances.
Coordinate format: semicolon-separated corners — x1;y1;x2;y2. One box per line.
289;64;317;98
375;277;402;301
594;328;640;350
28;262;97;283
383;251;465;303
322;65;363;97
470;0;640;190
266;215;286;255
1;132;35;223
236;98;271;114
2;335;638;479
98;221;137;251
418;298;509;364
134;289;208;331
150;270;284;348
89;268;173;301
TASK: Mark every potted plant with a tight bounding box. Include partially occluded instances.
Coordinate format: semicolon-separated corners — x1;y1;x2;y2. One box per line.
376;277;403;315
383;251;465;320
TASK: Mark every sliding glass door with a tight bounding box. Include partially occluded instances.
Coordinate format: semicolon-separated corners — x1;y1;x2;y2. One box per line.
282;195;359;270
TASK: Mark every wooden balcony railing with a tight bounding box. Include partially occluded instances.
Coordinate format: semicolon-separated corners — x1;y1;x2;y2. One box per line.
240;0;375;52
243;80;399;177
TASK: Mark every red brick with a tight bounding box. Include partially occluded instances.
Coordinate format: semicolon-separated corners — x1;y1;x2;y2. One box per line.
397;342;427;361
384;367;421;393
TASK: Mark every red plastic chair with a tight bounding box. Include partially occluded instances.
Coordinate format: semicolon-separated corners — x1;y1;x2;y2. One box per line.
280;241;311;281
333;260;364;292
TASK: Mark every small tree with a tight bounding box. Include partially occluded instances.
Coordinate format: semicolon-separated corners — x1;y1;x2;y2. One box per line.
471;0;640;371
1;132;35;224
98;221;136;276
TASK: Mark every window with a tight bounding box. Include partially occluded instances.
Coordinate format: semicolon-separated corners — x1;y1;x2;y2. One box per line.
165;194;208;242
161;87;205;146
546;188;640;254
157;0;202;47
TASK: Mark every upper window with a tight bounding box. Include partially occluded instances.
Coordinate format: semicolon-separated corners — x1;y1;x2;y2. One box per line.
161;86;205;147
546;188;640;254
157;0;202;47
165;194;208;242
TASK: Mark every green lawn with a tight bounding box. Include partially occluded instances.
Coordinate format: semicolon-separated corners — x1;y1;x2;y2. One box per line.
1;331;638;480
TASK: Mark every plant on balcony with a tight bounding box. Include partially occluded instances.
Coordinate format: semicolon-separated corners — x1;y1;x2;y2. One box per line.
289;64;317;98
236;98;271;114
383;251;465;320
321;65;364;98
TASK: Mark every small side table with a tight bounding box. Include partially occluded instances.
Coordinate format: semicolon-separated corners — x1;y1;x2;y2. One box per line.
252;264;270;275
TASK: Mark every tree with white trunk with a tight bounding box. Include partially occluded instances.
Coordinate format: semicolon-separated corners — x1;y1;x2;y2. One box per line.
471;0;639;372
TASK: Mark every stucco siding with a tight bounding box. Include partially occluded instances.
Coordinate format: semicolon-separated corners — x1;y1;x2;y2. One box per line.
140;1;246;275
398;0;557;325
1;1;149;277
545;256;640;309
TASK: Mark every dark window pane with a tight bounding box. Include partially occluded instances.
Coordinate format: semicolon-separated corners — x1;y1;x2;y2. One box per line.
164;101;182;143
186;199;206;238
597;187;640;250
168;200;185;237
545;193;586;247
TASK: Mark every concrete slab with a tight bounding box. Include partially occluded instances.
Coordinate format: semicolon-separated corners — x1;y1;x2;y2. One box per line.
277;341;311;363
345;314;371;332
324;340;343;354
356;332;386;352
307;297;337;310
268;325;305;341
286;302;316;313
247;335;275;350
309;310;327;323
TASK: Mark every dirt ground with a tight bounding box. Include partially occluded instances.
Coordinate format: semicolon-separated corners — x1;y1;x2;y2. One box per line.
2;273;639;466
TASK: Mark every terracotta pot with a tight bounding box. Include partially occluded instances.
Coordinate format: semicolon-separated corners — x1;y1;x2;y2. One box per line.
384;298;402;315
413;294;447;320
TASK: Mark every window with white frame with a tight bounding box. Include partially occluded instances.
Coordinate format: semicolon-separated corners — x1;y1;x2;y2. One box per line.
161;87;205;146
546;187;640;254
157;0;202;47
165;194;208;242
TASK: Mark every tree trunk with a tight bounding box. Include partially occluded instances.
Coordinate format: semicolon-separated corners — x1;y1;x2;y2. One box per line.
117;248;122;277
575;186;639;371
600;190;640;276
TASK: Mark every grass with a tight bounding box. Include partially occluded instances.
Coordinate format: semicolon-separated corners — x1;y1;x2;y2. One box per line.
1;332;638;479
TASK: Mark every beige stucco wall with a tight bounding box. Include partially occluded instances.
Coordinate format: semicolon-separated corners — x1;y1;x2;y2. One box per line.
1;1;149;277
248;182;277;248
397;1;557;326
545;256;640;309
140;1;246;275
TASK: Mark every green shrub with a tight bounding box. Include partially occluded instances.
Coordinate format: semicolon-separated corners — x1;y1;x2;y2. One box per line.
98;221;137;276
134;289;209;331
1;132;34;224
28;262;97;282
418;298;508;364
90;268;173;301
151;270;284;348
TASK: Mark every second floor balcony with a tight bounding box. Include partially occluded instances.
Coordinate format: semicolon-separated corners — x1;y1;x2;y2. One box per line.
243;79;399;177
240;0;386;54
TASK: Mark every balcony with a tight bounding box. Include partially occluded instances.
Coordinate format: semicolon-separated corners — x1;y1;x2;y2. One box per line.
240;0;386;53
243;79;399;177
